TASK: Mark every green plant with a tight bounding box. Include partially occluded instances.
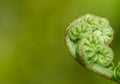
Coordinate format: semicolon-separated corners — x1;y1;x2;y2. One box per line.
64;14;120;83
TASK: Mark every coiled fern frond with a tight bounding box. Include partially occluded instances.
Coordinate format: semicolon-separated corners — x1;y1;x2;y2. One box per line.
65;14;120;83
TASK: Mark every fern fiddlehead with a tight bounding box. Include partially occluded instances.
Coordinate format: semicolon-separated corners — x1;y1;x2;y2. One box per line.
64;14;120;83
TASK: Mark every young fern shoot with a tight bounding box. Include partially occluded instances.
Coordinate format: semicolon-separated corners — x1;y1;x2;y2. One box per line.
64;14;120;83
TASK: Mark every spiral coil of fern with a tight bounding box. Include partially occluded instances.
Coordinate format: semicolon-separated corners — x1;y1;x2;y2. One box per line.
65;14;120;83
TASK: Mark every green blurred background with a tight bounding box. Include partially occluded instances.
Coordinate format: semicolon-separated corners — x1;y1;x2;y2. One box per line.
0;0;120;84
